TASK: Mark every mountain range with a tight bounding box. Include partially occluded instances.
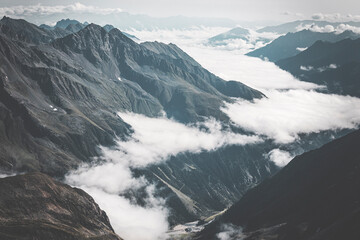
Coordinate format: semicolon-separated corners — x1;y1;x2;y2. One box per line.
0;16;276;226
0;15;359;239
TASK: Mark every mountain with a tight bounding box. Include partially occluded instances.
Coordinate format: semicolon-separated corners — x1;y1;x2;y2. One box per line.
207;27;274;52
0;172;122;240
257;20;360;34
26;13;236;31
103;24;139;40
40;19;139;40
0;17;274;224
103;24;115;32
198;129;360;240
40;18;89;31
247;29;360;62
54;18;89;29
0;16;69;44
208;27;250;43
277;38;360;97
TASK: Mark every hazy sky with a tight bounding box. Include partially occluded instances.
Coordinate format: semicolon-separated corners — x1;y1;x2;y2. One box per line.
1;0;360;22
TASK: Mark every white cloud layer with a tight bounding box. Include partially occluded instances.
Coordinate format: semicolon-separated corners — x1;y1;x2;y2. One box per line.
216;224;246;240
222;90;360;144
0;2;122;17
296;23;360;34
300;64;338;72
66;112;261;239
206;29;282;53
311;13;360;22
267;149;293;167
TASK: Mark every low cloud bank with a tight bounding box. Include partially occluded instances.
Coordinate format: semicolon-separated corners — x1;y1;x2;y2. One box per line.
222;90;360;144
311;13;360;22
206;29;281;53
216;224;246;240
300;64;337;72
267;149;294;167
296;23;360;34
66;113;261;239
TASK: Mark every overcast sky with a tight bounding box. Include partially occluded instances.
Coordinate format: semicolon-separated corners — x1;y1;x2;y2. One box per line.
1;0;360;23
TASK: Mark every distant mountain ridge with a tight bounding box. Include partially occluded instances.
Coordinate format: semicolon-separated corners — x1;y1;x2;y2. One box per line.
39;18;139;40
247;29;360;62
277;38;360;97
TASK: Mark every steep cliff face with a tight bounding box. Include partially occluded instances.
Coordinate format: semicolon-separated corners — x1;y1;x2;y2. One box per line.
0;172;122;240
198;129;360;240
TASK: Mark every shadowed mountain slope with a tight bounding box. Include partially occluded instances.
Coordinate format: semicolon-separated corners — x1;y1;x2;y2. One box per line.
198;129;360;240
247;29;360;62
277;38;360;97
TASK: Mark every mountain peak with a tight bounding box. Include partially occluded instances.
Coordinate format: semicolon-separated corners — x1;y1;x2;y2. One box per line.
55;18;81;29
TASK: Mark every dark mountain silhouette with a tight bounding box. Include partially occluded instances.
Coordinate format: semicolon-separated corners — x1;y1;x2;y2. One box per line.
247;29;360;62
198;129;360;240
277;38;360;97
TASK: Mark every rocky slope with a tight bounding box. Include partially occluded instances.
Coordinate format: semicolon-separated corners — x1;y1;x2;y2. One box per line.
198;129;360;240
276;38;360;97
0;172;122;240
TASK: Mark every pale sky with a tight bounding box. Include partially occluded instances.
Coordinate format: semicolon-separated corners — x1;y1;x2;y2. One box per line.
1;0;360;22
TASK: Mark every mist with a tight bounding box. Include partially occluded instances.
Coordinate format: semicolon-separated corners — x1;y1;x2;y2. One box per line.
65;112;261;239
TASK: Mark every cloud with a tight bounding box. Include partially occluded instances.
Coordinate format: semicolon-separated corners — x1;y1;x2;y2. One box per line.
77;185;169;240
296;47;308;52
296;23;360;34
300;65;314;71
222;89;360;144
179;46;317;91
0;173;16;178
311;13;360;22
206;29;282;53
267;149;293;167
0;3;122;17
282;11;304;17
300;64;338;72
66;112;261;239
216;224;246;240
109;112;262;168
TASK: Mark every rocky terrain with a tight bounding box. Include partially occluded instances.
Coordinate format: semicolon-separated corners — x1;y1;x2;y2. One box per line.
0;172;122;240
